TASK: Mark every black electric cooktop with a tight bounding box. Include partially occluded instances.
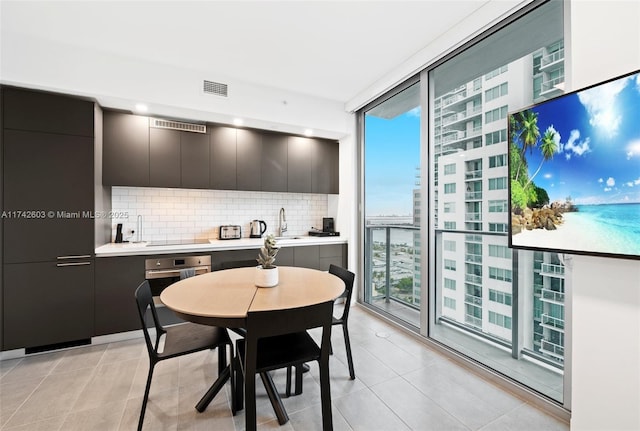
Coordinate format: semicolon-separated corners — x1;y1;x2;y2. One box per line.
147;239;210;246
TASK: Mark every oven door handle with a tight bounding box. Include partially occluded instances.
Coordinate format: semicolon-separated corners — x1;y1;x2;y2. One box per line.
145;266;210;279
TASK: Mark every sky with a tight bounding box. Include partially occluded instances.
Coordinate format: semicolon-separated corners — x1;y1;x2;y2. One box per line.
364;108;421;216
521;71;640;206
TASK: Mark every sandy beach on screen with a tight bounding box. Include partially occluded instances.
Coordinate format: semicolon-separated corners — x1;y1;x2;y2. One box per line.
511;212;606;253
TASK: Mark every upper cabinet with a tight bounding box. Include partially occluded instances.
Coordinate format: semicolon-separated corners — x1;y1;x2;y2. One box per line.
3;87;94;137
236;129;262;191
287;136;313;193
180;130;210;189
103;111;339;194
261;132;288;192
149;127;181;188
103;111;150;186
312;139;339;194
210;125;237;190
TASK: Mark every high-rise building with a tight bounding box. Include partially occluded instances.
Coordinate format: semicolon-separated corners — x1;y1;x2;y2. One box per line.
432;40;565;365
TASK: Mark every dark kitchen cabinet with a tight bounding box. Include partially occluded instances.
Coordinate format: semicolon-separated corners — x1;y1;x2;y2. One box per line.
2;86;96;351
287;136;312;193
261;132;288;192
149;127;181;188
236;129;262;191
181;131;210;189
148;126;210;189
3;129;94;263
294;245;320;269
319;244;347;270
312;139;339;194
94;256;146;335
2;86;94;137
210;125;237;190
103;111;150;186
3;260;94;350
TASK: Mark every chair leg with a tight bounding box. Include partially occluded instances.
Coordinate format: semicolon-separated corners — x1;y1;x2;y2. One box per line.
294;365;304;395
342;324;355;380
218;344;227;375
318;359;333;431
137;362;156;431
285;366;292;397
234;355;244;412
260;372;289;425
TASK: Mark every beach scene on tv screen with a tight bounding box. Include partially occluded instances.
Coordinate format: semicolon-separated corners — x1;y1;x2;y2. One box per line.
510;71;640;258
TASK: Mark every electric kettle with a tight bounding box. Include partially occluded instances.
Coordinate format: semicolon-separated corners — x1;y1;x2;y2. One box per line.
250;220;267;238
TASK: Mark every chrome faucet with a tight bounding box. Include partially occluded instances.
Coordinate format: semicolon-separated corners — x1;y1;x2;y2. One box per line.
278;207;287;237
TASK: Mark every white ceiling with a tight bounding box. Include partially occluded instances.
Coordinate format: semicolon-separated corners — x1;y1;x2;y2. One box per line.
1;1;498;102
1;1;524;136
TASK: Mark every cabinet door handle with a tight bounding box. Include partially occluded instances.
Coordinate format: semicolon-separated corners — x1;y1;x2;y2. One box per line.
57;255;92;260
56;262;92;267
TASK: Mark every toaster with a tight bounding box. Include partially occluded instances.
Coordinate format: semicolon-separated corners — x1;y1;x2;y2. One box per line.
219;225;242;240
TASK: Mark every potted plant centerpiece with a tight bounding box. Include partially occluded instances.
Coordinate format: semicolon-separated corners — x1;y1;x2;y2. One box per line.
255;234;279;287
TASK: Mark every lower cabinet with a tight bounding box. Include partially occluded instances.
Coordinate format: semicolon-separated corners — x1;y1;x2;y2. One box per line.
92;243;347;338
3;261;94;350
94;255;146;336
212;244;346;271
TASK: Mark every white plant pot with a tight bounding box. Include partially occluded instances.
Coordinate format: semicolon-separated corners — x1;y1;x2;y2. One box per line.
255;266;279;287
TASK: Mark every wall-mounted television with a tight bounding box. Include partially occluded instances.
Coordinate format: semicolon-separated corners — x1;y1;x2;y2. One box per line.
508;69;640;260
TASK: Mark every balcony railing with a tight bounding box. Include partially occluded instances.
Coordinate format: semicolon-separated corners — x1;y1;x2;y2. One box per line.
465;212;482;221
465;191;483;200
541;288;565;303
540;339;565;358
541;313;565;331
540;263;565;278
541;48;564;67
465;169;482;179
541;75;565;94
365;224;420;312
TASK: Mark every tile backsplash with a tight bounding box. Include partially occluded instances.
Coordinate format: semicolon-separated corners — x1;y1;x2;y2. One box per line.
109;187;328;243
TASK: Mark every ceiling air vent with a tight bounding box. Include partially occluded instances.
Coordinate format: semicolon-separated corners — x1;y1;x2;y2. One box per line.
150;118;206;134
203;80;228;97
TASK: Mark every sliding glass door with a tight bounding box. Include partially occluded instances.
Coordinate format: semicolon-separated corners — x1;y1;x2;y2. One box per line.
360;0;569;408
362;81;421;327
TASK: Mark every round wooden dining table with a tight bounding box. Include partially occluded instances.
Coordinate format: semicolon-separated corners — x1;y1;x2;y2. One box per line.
159;265;346;420
160;265;345;327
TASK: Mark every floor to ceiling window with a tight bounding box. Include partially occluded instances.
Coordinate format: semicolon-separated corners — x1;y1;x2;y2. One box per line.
428;0;566;404
360;0;569;410
362;81;421;327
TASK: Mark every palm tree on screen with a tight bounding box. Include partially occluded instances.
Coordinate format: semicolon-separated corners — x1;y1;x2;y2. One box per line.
526;127;559;189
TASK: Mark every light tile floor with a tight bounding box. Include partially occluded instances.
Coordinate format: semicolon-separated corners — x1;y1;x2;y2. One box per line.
0;306;569;430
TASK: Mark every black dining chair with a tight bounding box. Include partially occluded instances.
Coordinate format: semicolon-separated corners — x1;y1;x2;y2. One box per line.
234;300;335;431
328;264;356;380
134;280;234;431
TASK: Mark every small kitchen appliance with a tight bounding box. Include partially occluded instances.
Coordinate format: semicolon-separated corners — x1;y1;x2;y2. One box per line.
219;225;242;240
250;220;267;238
322;217;335;233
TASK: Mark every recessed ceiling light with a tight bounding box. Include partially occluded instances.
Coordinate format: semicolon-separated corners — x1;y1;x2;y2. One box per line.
304;129;313;136
135;103;148;112
233;118;244;126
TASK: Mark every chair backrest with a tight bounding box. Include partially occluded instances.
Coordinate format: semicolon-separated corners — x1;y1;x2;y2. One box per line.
134;280;164;358
329;264;355;322
212;259;257;271
247;300;334;340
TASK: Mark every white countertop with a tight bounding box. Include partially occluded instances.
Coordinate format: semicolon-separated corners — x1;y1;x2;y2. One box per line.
95;235;347;257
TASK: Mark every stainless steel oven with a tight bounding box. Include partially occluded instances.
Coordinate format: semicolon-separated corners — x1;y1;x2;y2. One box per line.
145;255;211;296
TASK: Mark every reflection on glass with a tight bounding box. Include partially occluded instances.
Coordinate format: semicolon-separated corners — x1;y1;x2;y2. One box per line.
429;1;565;403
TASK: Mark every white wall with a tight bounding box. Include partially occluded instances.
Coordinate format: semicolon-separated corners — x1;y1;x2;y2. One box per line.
568;2;640;430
